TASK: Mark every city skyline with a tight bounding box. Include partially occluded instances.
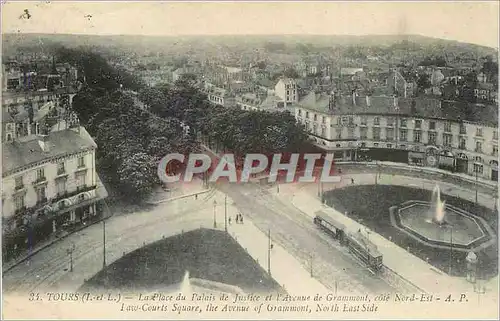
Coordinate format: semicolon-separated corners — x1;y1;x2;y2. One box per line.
2;1;499;49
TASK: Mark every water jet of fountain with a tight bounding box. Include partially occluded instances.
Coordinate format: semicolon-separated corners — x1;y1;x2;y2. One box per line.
430;184;446;225
180;270;192;295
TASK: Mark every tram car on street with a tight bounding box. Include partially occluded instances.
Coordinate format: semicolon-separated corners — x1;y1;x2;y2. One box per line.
345;230;383;271
314;212;383;272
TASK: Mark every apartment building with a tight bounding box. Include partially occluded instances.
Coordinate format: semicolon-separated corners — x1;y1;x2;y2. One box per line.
294;92;498;181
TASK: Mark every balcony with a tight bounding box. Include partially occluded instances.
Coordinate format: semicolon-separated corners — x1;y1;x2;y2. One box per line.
32;177;47;186
51;185;97;204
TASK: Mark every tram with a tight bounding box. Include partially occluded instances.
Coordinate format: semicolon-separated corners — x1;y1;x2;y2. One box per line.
314;212;383;271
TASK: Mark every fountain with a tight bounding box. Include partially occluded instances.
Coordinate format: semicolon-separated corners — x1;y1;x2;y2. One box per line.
429;184;447;226
180;271;192;294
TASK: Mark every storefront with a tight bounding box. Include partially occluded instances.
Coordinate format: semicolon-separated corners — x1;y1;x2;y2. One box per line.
490;160;498;181
438;150;455;172
408;151;425;166
456;153;468;174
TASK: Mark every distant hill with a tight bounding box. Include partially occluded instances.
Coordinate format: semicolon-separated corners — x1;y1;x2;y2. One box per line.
2;33;497;60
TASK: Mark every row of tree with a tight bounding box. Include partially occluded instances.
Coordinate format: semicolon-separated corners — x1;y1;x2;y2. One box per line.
59;47;195;201
60;47;312;202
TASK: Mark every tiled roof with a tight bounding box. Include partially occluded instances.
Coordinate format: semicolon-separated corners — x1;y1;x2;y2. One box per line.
2;127;97;175
295;92;498;127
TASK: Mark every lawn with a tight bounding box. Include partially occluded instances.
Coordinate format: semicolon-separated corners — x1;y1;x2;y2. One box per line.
323;185;498;278
80;228;282;293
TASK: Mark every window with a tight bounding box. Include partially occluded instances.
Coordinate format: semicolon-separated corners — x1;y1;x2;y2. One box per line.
348;116;354;125
459;124;466;134
36;168;45;181
360;116;367;125
297;109;302;116
373;117;380;126
320;127;326;137
494;130;498;140
414;130;421;143
336;131;342;139
286;90;290;95
475;141;482;153
6;133;13;142
473;163;483;174
314;114;317;121
14;176;23;190
373;128;381;140
322;116;326;124
76;173;86;189
36;187;46;203
400;129;407;141
56;180;66;196
386;128;394;141
459;138;466;150
360;127;368;139
493;145;498;156
57;162;65;175
337;117;341;125
429;121;436;130
386;117;394;127
78;156;85;168
428;132;436;145
347;127;355;139
414;120;422;129
306;111;309;119
476;127;483;137
444;122;452;133
14;195;25;211
443;134;452;147
400;118;407;128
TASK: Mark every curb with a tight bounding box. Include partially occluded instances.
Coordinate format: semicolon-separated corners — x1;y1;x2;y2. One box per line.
3;215;111;273
145;189;211;205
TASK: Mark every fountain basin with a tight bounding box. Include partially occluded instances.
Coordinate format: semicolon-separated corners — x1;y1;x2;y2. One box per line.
390;201;496;252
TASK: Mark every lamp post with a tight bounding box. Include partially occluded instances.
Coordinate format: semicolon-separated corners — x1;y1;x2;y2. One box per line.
268;228;272;276
224;195;227;232
475;170;478;204
102;219;106;268
448;226;453;275
213;199;217;228
67;243;75;272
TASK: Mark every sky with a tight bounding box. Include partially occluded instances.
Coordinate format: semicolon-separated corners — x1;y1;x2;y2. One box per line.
2;1;499;48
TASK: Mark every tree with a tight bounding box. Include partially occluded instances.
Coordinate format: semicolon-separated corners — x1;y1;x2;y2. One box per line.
283;68;300;79
416;74;431;93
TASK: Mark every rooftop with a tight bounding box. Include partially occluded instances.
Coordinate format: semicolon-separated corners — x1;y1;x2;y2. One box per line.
295;92;498;127
2;127;97;175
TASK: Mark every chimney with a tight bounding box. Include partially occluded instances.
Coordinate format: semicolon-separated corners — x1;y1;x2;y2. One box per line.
366;95;371;107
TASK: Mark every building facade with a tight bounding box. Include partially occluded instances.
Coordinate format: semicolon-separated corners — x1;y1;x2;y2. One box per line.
294;93;498;181
275;78;299;106
2;126;108;260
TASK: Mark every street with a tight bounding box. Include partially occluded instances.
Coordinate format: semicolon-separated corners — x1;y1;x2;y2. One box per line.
217;182;395;295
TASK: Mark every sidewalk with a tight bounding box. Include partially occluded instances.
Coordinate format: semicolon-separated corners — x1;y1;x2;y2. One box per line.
336;161;498;193
271;181;498;306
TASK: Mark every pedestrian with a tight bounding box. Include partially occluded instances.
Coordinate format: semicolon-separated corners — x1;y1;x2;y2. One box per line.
240;215;244;224
236;214;240;224
351;178;355;184
228;217;232;225
195;194;198;200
